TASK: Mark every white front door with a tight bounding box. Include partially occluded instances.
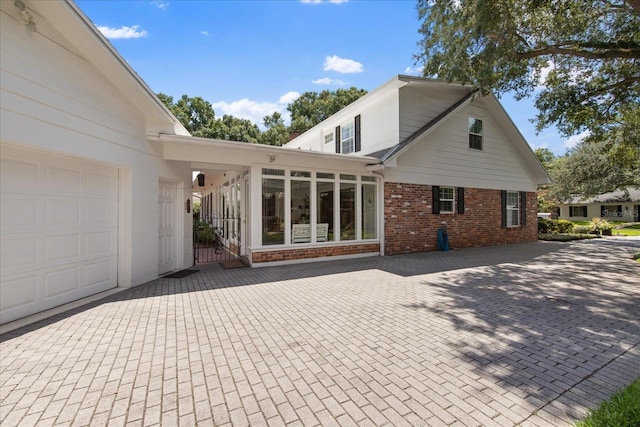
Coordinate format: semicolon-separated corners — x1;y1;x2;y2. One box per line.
158;180;176;274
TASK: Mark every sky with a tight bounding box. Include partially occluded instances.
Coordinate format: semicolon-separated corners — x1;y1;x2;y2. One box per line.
75;0;578;156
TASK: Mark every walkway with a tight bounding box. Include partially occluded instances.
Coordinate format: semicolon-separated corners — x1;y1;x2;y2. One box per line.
1;238;639;426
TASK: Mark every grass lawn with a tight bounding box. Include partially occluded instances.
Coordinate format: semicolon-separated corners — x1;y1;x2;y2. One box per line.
613;224;640;236
574;377;640;427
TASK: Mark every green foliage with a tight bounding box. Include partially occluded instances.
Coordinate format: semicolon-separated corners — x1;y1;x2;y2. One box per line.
538;233;598;241
159;88;367;145
288;88;368;135
538;218;573;234
195;221;216;245
572;225;592;235
590;217;613;234
574;377;640;427
258;112;289;146
416;0;640;196
549;138;640;201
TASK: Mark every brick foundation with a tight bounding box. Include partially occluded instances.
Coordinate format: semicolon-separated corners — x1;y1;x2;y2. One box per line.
384;183;537;255
251;243;381;264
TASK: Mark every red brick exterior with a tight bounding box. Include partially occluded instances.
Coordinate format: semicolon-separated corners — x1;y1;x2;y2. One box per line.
384;183;537;255
251;243;380;264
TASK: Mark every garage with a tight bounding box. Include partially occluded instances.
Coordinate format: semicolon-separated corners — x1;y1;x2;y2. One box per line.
1;144;118;324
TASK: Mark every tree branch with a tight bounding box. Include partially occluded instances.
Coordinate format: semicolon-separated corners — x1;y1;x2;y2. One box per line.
516;44;640;60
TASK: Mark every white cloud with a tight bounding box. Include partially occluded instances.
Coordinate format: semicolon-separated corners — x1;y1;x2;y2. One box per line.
323;55;363;74
564;130;590;150
97;25;149;40
150;1;169;10
312;77;347;86
279;91;300;104
201;30;209;36
212;92;298;128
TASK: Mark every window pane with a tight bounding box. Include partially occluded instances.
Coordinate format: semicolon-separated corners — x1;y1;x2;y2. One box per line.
317;172;335;179
469;118;482;134
469;134;482;150
361;176;376;182
340;183;356;240
507;192;520;208
340;174;356;181
317;181;334;242
262;178;284;245
291;180;311;244
361;184;377;239
262;168;285;176
440;201;454;213
508;210;519;227
291;170;311;178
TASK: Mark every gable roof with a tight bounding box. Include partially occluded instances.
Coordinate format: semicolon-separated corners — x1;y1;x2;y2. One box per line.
369;89;477;161
373;77;551;186
24;0;188;137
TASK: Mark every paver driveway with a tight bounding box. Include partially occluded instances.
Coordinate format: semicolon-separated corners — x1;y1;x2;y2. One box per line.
1;238;639;426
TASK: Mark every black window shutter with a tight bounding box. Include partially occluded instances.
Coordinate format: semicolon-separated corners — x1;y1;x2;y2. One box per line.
601;205;606;217
501;190;507;228
457;187;465;214
583;207;588;218
520;192;527;227
569;206;574;217
335;126;341;153
432;186;440;214
617;205;622;218
354;115;361;152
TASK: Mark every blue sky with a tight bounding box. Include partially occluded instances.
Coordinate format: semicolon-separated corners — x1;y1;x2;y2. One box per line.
75;0;577;155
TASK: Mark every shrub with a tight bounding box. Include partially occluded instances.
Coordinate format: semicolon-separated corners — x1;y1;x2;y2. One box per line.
556;220;574;233
538;218;575;234
573;225;592;234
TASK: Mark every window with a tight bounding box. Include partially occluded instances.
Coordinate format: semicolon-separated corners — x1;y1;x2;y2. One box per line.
569;206;587;217
341;122;355;154
469;118;483;150
340;182;356;240
262;179;284;245
506;191;520;227
601;205;622;219
317;180;334;242
439;187;454;213
291;180;311;243
361;184;377;239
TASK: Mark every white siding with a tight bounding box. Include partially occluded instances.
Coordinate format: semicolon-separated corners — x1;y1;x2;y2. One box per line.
398;84;470;141
384;100;538;192
1;5;192;297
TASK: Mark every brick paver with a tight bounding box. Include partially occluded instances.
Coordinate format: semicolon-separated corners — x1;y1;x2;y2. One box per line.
1;238;639;426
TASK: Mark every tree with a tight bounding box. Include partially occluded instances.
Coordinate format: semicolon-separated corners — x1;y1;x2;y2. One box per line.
171;95;216;136
549;136;640;202
207;115;261;144
288;88;368;135
416;0;640;193
259;112;289;146
534;148;558;212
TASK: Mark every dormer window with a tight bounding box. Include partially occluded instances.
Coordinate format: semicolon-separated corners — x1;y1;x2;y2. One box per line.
469;117;483;150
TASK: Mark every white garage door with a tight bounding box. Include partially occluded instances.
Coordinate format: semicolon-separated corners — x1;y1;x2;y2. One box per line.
1;145;118;324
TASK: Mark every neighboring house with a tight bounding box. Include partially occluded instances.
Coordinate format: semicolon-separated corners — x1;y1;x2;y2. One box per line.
1;0;550;325
558;189;640;222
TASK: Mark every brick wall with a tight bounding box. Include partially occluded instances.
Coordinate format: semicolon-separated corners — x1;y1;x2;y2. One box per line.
384;183;537;255
251;243;380;264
